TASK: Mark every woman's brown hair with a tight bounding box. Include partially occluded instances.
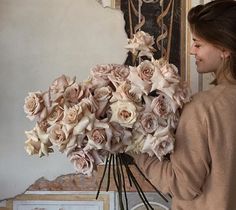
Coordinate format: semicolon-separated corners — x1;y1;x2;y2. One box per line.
188;0;236;80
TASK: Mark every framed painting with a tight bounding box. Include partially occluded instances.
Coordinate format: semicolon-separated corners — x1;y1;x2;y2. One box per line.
98;0;190;82
5;191;115;210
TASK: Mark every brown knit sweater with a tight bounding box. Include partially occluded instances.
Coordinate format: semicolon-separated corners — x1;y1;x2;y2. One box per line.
134;81;236;210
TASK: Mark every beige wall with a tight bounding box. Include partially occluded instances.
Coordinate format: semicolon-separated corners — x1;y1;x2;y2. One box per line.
0;0;127;200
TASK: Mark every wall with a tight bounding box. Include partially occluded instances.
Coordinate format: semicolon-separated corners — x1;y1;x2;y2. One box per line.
0;0;127;200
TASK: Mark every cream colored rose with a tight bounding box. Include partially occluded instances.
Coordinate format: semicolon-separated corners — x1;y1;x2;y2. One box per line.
48;123;69;152
63;104;83;132
125;31;156;58
141;127;175;160
73;110;96;135
69;150;94;176
24;130;41;155
110;101;137;128
125;131;145;154
24;124;52;157
24;92;45;121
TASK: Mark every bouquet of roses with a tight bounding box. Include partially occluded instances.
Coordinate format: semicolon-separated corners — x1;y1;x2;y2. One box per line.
23;31;191;210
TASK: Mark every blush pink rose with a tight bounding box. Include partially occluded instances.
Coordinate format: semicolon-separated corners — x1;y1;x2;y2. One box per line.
140;112;158;134
69;150;94;176
48;123;69;152
24;92;45;121
64;83;85;104
152;133;175;160
90;64;113;87
108;64;130;88
110;100;137;128
151;95;170;118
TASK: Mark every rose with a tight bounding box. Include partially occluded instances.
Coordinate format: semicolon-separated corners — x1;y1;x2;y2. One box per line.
134;31;155;52
140;112;159;134
63;104;83;132
151;61;180;99
83;121;111;151
125;31;156;58
38;120;49;133
24;92;45;121
90;64;113;87
48;123;69;152
141;126;175;160
49;75;75;102
94;86;113;102
125;131;145;153
24;124;52;157
110;100;137;128
108;64;130;88
69;150;94;176
111;82;142;104
85;127;108;150
137;60;155;82
47;105;64;125
160;63;179;83
128;61;155;94
152;132;175;160
151;94;179;118
50;74;75;94
151;95;170;118
63;105;81;124
80;94;98;114
94;86;113;117
91;128;107;145
64;83;85;104
24;130;41;155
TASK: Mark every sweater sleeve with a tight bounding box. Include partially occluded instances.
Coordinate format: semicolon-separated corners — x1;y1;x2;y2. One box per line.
134;99;211;200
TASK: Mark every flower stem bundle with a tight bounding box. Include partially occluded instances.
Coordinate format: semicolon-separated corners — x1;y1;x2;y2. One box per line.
96;153;169;210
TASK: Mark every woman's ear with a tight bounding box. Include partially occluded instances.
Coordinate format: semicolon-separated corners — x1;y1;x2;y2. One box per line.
221;49;231;59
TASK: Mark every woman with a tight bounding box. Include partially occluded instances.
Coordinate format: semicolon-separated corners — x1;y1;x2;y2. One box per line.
133;1;236;209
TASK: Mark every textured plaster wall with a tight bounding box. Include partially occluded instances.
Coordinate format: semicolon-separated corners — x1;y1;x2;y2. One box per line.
0;0;127;200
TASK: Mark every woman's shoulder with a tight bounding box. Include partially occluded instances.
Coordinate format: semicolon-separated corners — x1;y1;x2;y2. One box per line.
182;85;228;114
192;84;228;104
